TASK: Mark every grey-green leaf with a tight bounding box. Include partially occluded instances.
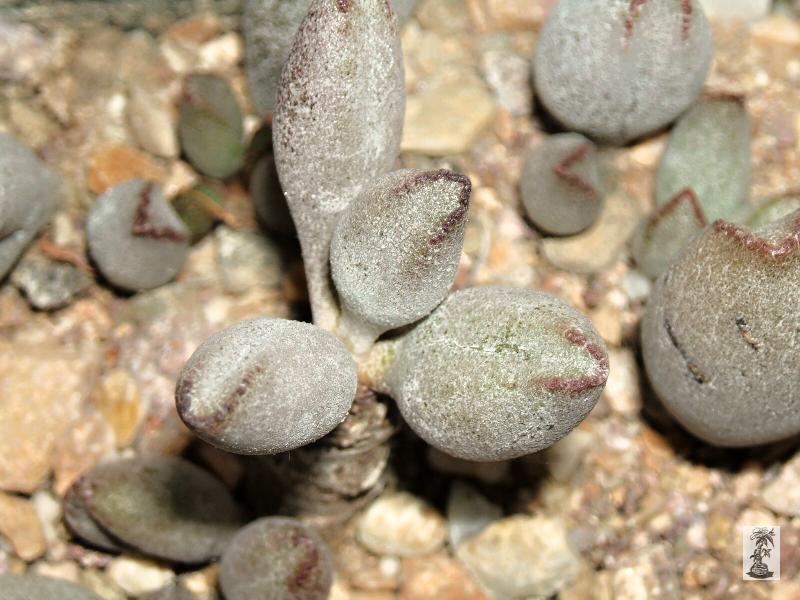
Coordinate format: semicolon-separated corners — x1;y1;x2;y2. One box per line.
744;192;800;229
176;318;357;455
178;73;245;178
388;286;609;461
81;455;242;563
534;0;712;144
273;0;405;330
642;210;800;446
219;517;334;600
0;574;103;600
331;169;471;352
87;179;189;291
0;134;61;280
520;133;604;236
655;96;751;221
64;477;122;553
244;0;313;116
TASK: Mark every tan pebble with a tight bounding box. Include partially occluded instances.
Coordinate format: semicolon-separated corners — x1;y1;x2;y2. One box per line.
401;554;487;600
357;492;446;557
602;349;642;418
87;142;167;195
0;492;46;560
52;413;115;496
92;369;143;449
108;556;175;596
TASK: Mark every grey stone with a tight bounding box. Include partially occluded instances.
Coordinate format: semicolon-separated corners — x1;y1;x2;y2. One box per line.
447;481;502;548
0;574;102;600
11;256;90;310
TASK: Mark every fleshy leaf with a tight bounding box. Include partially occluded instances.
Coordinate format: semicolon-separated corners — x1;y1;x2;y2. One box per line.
220;517;334;600
0;134;60;280
534;0;712;143
387;286;609;461
86;179;189;291
520;133;604;236
655;96;751;221
0;574;103;600
744;192;800;229
273;0;405;330
178;73;245;179
244;0;313;116
176;318;357;455
331;169;471;352
642;209;800;446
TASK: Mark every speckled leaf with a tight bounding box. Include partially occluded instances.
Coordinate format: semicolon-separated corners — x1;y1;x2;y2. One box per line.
632;187;708;278
534;0;712;143
520;133;604;236
387;286;609;461
81;455;242;563
178;73;245;178
0;574;103;600
64;477;122;553
219;517;334;600
176;318;357;455
244;0;313;116
87;179;189;291
331;169;471;352
642;209;800;446
0;134;60;280
251;155;295;237
655;96;751;221
273;0;405;330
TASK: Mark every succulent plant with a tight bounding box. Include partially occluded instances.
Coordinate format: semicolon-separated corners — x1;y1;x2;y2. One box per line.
176;318;357;455
248;125;295;236
331;169;471;352
172;183;224;243
378;286;609;461
642;209;800;446
87;179;189;291
520;133;604;236
65;455;242;563
744;191;800;229
0;573;102;600
178;73;245;179
273;0;405;330
633;96;751;278
140;584;197;600
219;517;334;600
534;0;713;144
0;133;61;280
244;0;313;116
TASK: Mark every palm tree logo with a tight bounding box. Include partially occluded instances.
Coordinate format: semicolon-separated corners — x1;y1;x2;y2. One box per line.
746;527;776;579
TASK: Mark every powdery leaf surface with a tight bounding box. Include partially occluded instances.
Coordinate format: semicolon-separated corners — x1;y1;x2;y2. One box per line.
273;0;405;329
534;0;712;144
219;517;334;600
244;0;313;116
520;133;604;236
0;133;60;279
176;318;357;455
86;179;189;292
655;97;751;221
0;574;103;600
642;209;800;446
388;286;609;461
331;169;471;349
81;455;242;563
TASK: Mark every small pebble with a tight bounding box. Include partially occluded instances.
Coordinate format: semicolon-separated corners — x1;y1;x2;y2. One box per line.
356;492;446;557
108;557;176;596
0;573;103;600
11;256;90;310
446;482;502;548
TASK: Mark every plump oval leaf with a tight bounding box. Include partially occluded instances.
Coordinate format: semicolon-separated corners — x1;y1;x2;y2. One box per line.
0;574;103;600
176;318;357;455
388;286;609;461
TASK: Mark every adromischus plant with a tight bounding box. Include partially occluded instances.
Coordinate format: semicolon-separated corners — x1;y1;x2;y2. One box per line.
330;168;471;352
519;133;604;236
219;517;334;600
86;179;190;291
642;209;800;446
0;133;60;280
178;73;246;179
633;96;752;278
371;286;609;461
176;318;357;454
273;0;405;331
534;0;713;144
744;191;800;229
